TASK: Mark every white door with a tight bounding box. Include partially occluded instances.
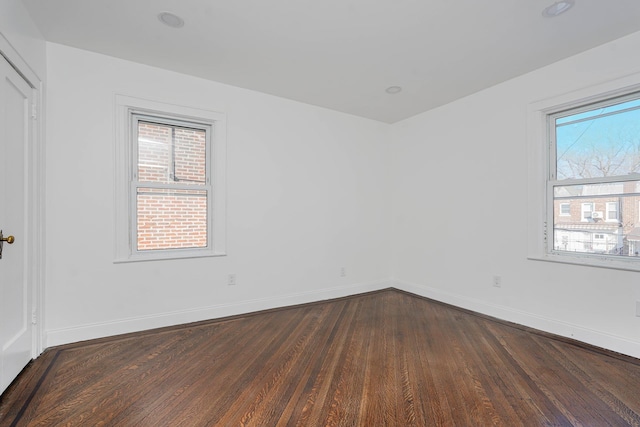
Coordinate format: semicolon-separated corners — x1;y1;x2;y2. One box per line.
0;54;33;395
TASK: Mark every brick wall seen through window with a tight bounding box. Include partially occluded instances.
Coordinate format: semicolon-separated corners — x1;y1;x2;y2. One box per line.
136;121;208;251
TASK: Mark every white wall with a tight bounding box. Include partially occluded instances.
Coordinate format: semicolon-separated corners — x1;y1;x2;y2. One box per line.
45;43;391;346
34;22;640;357
391;31;640;358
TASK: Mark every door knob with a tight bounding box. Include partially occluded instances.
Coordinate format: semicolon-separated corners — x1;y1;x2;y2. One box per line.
0;230;15;260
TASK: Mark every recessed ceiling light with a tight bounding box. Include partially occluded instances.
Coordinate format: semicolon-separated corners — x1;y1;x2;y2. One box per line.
158;12;185;28
542;0;575;17
385;86;402;94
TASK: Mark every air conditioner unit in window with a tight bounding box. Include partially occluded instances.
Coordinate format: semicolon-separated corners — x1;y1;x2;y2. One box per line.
591;211;603;219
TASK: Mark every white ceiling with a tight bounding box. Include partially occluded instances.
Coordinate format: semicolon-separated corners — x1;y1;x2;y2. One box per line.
22;0;640;123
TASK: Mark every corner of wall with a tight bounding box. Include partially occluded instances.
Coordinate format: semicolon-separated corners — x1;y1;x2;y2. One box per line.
45;278;393;347
392;278;640;359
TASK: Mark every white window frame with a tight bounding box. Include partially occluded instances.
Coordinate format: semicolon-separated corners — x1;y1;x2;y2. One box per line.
115;95;227;262
605;202;619;222
559;202;570;216
527;74;640;272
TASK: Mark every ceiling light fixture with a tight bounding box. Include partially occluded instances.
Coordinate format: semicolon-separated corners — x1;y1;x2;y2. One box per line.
158;12;185;28
385;86;402;94
542;0;575;17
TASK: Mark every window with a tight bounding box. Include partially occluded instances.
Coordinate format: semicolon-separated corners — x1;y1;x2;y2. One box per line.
606;202;619;222
580;203;594;222
115;96;226;261
527;76;640;271
559;203;570;216
539;88;640;267
135;117;209;252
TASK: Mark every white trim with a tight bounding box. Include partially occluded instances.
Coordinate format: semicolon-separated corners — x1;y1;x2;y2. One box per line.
528;251;640;272
0;32;40;89
114;94;227;262
30;81;45;358
45;279;392;347
0;34;45;358
393;279;640;359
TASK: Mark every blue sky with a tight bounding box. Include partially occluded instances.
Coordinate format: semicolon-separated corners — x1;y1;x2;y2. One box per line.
555;97;640;179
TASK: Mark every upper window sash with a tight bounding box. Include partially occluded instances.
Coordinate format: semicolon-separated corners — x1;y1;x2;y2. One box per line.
548;91;640;184
131;114;212;187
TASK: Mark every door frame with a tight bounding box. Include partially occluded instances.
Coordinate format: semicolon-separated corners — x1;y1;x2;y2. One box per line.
0;32;45;358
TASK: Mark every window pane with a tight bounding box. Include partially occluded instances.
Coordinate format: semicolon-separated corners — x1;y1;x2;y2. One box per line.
555;97;640;180
173;127;207;184
138;121;206;185
553;180;640;256
581;203;593;221
137;187;208;251
607;202;618;220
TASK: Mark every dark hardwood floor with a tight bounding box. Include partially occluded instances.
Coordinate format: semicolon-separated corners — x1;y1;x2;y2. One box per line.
2;289;640;426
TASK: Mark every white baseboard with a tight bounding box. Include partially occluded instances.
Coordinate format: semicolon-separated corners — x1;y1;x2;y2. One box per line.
393;279;640;359
45;279;392;348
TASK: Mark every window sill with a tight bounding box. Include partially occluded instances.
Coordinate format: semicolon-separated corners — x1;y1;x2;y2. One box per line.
114;250;227;263
528;252;640;272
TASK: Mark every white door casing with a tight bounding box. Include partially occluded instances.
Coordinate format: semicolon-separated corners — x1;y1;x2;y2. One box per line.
0;53;33;395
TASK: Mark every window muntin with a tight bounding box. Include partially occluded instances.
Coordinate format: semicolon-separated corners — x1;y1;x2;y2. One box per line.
549;91;640;260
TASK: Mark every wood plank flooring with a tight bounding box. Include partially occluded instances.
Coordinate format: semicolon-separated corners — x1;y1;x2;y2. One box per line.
2;289;640;426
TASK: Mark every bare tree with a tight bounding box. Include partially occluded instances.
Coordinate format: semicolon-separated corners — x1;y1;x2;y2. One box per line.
557;123;640;180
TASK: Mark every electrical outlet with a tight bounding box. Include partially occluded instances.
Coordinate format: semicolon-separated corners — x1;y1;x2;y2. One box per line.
340;267;347;277
228;274;236;286
492;275;502;288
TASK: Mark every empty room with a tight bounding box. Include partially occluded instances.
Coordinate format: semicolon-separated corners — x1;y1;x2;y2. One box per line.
2;0;640;425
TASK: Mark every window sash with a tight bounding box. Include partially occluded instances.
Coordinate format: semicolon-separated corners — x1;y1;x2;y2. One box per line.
132;114;211;184
548;90;640;183
130;114;213;255
134;186;210;252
